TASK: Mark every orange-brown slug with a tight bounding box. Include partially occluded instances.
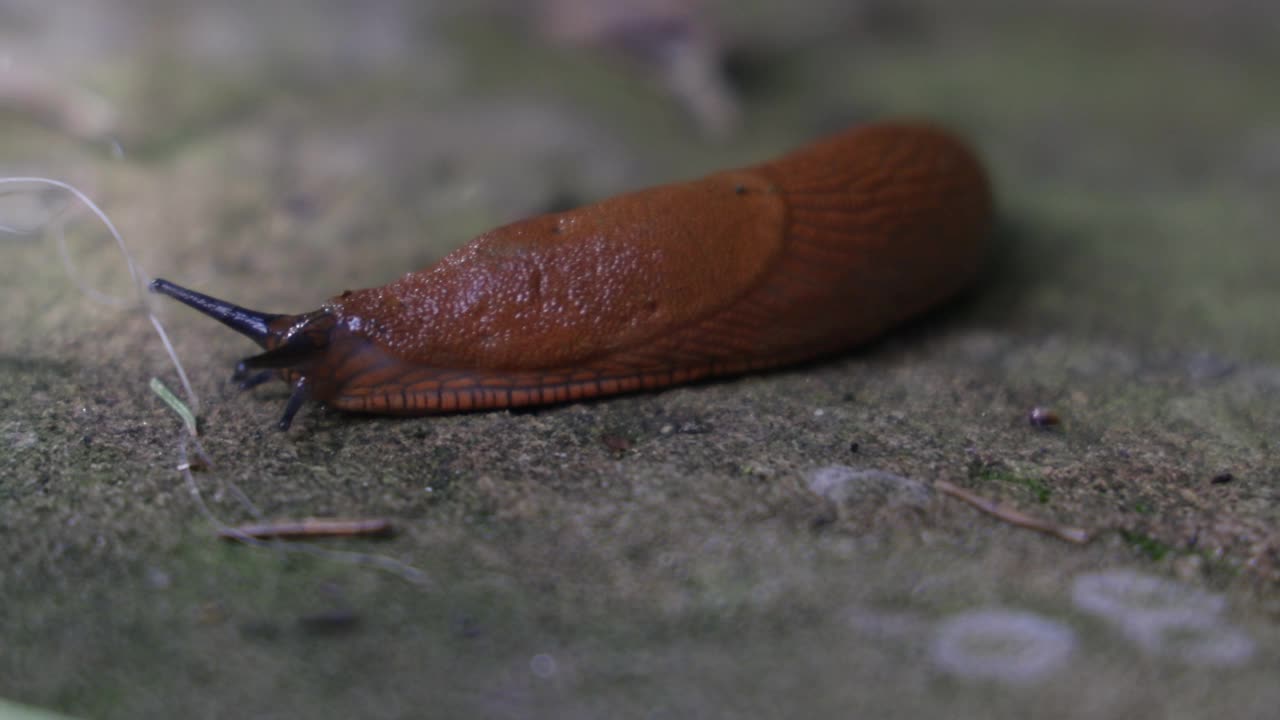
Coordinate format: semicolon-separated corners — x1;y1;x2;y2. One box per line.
152;122;992;429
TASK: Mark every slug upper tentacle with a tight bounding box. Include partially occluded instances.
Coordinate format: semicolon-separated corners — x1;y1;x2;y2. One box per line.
150;278;338;428
152;122;993;430
149;279;282;344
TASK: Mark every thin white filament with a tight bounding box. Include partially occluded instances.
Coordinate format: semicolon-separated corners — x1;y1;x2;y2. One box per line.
0;176;201;416
3;176;429;587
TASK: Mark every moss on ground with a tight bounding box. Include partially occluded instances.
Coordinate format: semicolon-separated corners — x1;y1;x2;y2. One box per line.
1;1;1278;718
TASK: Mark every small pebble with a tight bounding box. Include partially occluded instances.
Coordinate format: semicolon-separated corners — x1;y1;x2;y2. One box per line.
1028;407;1060;428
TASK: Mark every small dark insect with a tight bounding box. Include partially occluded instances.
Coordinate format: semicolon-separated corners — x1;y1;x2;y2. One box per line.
1027;407;1060;428
1210;472;1235;485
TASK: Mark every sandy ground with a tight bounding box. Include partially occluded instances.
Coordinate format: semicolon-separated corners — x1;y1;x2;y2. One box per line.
1;1;1277;717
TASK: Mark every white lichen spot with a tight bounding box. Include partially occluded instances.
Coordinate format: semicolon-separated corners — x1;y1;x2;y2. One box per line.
806;466;932;509
1070;566;1218;622
529;653;557;679
1072;570;1224;625
1122;614;1256;667
930;610;1076;684
1072;570;1254;667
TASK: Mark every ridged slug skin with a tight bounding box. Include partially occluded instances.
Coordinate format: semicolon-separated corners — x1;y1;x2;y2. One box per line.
152;122;992;429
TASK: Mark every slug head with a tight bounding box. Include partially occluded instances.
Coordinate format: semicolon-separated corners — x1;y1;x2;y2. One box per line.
150;279;346;430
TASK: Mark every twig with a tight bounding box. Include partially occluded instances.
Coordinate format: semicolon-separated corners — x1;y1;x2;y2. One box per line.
217;518;395;541
936;480;1093;544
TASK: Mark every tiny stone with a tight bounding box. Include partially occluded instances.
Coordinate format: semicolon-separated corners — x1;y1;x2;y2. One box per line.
1028;407;1060;428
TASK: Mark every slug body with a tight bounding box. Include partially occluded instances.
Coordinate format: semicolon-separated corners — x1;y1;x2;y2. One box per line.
152;123;992;429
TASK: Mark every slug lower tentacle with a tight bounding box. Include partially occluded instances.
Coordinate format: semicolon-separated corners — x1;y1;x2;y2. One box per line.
152;122;993;430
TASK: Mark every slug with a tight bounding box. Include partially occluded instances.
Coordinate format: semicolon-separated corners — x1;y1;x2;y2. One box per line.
152;122;992;430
